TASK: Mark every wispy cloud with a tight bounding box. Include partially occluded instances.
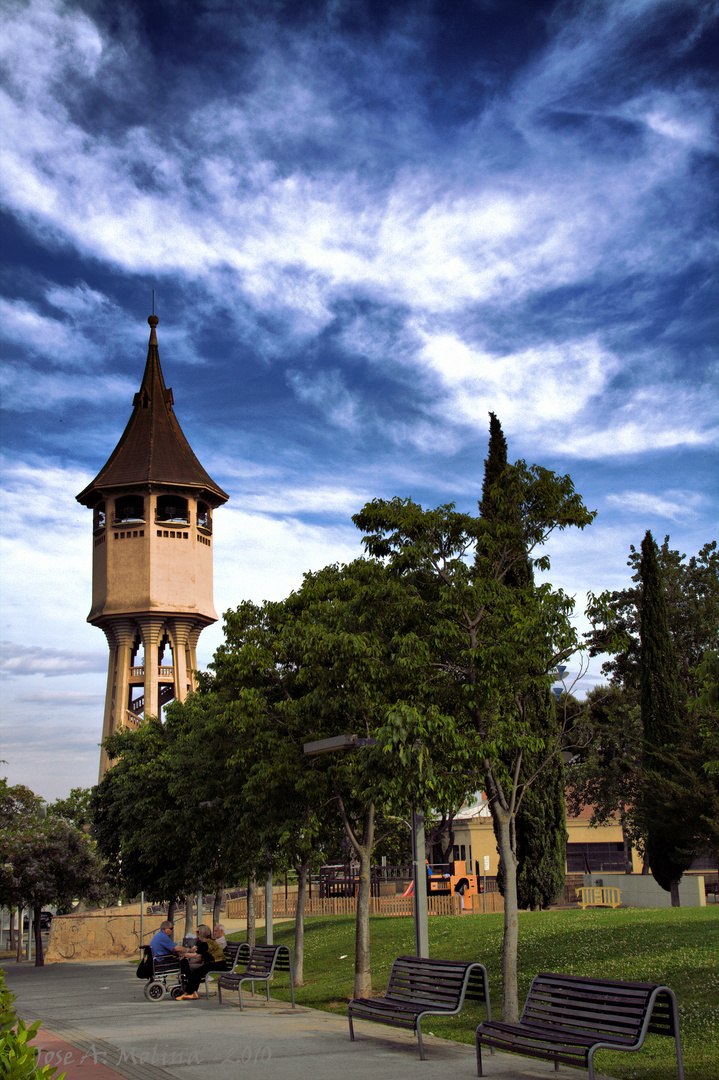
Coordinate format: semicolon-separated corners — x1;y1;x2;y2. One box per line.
0;642;107;678
605;489;705;522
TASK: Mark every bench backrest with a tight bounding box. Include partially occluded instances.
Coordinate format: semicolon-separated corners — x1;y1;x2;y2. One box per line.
388;956;478;1009
243;944;291;977
522;973;677;1043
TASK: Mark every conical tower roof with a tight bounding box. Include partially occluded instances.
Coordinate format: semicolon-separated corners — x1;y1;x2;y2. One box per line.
77;315;228;507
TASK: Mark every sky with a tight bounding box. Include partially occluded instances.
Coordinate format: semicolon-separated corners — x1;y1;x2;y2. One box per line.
1;0;717;802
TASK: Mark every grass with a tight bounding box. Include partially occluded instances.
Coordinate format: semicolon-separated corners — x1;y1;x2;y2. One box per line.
230;906;719;1080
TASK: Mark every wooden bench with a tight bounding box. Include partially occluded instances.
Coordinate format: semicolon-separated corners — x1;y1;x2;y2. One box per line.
217;944;295;1009
348;955;491;1061
576;886;621;910
475;972;684;1079
201;941;249;999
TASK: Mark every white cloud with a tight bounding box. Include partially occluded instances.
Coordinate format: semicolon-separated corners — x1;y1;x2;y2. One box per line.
605;490;704;522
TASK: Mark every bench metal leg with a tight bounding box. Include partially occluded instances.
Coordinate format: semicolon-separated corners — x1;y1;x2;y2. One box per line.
416;1022;425;1061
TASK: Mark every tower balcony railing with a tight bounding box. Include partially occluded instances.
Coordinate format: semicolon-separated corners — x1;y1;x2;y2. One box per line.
113;513;146;526
129;665;174;678
155;509;190;524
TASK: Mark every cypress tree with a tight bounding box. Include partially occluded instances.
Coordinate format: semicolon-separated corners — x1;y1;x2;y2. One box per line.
480;414;566;908
639;531;694;904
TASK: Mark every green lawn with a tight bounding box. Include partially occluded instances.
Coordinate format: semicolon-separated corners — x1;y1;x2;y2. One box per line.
231;906;719;1080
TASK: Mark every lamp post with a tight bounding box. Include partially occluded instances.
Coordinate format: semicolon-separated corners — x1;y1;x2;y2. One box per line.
303;734;429;958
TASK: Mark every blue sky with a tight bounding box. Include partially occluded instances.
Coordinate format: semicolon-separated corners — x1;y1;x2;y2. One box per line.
1;0;717;801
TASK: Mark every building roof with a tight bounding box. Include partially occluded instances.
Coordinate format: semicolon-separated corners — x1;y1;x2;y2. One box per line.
76;316;229;507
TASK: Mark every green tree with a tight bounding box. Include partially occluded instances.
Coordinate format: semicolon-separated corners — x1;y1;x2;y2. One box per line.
0;814;106;966
354;457;597;1020
639;531;696;904
270;559;470;997
480;415;566;911
47;788;93;831
92;719;198;906
564;685;641;874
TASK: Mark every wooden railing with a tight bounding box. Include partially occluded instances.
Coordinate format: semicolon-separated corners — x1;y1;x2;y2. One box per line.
226;894;464;918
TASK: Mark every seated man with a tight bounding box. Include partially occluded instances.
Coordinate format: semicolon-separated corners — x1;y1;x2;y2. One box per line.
149;920;187;960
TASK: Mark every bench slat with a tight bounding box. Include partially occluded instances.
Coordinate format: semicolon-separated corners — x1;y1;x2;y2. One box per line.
349;956;491;1061
476;972;684;1080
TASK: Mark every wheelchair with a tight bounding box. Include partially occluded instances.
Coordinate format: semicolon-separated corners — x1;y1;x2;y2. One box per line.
141;945;186;1001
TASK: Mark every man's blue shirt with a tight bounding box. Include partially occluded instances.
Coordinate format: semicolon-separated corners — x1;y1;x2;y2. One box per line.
150;930;177;958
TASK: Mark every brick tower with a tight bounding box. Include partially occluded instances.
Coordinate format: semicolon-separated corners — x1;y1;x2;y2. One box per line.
77;315;229;778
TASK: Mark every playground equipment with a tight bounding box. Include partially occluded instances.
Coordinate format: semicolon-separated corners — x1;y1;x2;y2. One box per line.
403;861;482;910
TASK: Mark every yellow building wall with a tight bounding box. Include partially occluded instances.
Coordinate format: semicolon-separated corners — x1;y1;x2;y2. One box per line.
450;811;643;876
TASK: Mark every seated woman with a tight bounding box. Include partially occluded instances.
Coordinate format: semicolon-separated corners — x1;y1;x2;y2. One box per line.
178;924;228;1000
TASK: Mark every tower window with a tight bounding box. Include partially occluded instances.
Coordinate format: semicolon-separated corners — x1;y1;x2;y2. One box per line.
115;495;145;524
156;494;189;523
93;502;106;531
197;501;212;532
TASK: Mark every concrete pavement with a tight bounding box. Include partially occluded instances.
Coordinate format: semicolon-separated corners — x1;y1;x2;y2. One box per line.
3;959;618;1080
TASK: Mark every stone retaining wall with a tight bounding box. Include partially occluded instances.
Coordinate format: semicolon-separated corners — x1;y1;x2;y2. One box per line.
45;910;188;962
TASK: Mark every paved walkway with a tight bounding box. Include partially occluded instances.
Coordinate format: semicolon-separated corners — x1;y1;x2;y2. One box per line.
3;959;618;1080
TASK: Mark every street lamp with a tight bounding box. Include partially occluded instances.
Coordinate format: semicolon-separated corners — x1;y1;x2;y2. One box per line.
302;734;429;958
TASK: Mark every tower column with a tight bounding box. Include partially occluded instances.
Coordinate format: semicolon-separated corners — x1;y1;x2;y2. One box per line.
98;618;137;779
186;624;204;694
137;616;164;721
99;626;118;779
167;617;198;703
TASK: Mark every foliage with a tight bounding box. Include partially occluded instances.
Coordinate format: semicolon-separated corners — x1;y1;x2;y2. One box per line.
479;415;566;912
0;819;106;913
639;532;703;897
590;537;719;697
500;704;567;911
353;452;599;1019
586;536;719;876
0;969;64;1080
0;777;106;964
564;685;641;870
47;788;93;831
0;779;43;830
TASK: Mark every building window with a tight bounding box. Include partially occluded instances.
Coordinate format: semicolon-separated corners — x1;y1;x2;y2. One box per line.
197;501;212;533
115;494;145;524
93;502;106;531
566;842;625;874
156;494;189;524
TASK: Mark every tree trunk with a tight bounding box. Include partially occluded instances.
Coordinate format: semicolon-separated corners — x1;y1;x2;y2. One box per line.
167;899;177;921
184;895;193;938
355;836;373;998
9;909;15;951
493;810;519;1021
336;792;375;998
670;879;681;907
247;877;256;948
212;887;223;928
293;859;309;986
33;905;44;967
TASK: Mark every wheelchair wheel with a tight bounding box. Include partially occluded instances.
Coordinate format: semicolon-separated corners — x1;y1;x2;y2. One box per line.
170;985;185;1000
144;981;166;1001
